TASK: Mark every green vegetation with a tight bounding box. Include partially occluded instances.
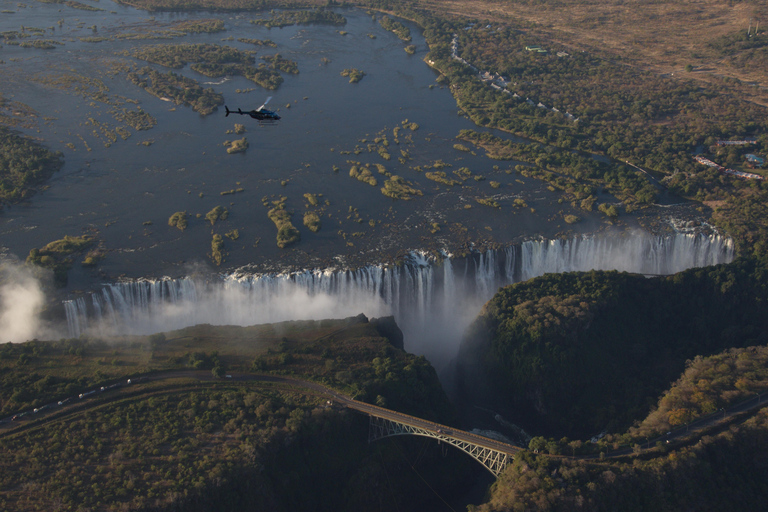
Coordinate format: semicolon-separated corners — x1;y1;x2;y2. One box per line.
453;143;470;152
26;235;95;286
425;171;459;186
340;68;366;83
379;15;411;42
404;44;416;55
127;67;223;115
459;260;768;437
250;8;346;28
204;206;228;226
598;202;620;219
303;211;321;232
168;211;188;231
113;107;156;131
630;346;768;439
130;43;253;71
35;0;103;11
381;175;423;200
225;137;248;154
267;199;300;248
129;43;289;90
0;317;463;512
19;39;62;49
475;197;500;209
210;233;225;265
460;130;655;209
0;126;63;205
260;53;299;74
479;409;768;512
349;164;377;186
563;214;580;224
237;38;276;47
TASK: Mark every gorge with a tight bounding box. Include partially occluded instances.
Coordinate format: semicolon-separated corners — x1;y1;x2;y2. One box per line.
64;231;734;372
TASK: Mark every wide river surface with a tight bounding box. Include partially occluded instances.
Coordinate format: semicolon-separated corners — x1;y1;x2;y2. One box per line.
1;0;640;286
0;1;732;369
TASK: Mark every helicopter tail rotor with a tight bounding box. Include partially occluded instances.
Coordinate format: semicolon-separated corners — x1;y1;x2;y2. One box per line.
225;106;231;117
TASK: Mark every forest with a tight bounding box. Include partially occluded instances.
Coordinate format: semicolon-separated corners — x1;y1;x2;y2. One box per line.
457;259;768;438
0;317;474;511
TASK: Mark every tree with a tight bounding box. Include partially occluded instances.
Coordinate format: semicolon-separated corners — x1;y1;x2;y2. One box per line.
528;436;547;453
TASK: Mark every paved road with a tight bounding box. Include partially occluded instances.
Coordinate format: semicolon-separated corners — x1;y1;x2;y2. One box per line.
228;373;523;455
6;369;763;462
0;370;523;457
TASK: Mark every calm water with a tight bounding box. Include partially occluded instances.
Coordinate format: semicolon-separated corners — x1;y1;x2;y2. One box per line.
1;0;659;293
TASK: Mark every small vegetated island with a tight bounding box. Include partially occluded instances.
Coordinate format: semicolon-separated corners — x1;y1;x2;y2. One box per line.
129;43;299;93
250;7;346;28
0;125;63;206
266;196;300;248
340;68;366;83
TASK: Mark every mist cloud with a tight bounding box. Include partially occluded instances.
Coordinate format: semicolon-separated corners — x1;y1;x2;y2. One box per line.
0;261;47;343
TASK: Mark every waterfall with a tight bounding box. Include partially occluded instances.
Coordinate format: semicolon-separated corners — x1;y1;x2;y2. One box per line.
63;232;735;370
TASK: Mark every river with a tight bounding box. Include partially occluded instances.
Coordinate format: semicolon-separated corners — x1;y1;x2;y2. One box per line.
0;1;733;366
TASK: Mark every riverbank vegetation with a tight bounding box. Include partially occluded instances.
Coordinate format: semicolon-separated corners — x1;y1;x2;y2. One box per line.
407;8;768;254
378;15;411;42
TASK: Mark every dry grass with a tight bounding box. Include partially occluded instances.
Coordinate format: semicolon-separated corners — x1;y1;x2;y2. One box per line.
421;0;768;103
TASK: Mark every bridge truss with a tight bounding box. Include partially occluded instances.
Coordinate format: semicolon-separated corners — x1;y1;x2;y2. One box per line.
368;416;512;477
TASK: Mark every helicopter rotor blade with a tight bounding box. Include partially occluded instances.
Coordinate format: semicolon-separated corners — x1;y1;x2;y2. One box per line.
257;96;272;111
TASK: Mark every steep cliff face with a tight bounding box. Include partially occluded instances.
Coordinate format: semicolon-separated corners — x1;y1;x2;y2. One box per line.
454;259;768;437
143;411;479;512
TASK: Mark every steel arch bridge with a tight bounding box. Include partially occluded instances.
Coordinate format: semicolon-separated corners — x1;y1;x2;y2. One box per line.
367;415;517;477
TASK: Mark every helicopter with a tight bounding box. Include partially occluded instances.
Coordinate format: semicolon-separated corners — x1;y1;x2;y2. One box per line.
224;96;281;121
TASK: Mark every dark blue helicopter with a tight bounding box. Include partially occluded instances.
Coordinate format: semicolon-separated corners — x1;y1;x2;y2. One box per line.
225;96;280;121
